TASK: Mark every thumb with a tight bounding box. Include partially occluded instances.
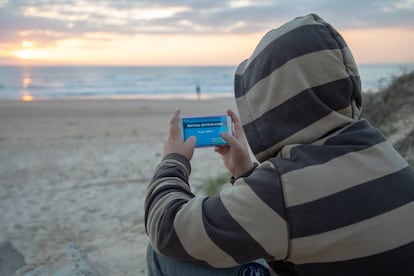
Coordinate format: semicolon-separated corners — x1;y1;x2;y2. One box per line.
185;136;197;147
221;132;238;148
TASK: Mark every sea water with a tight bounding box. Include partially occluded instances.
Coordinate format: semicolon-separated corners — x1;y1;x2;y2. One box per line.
0;64;412;100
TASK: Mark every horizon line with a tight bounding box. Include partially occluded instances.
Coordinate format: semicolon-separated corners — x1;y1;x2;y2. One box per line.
1;62;413;67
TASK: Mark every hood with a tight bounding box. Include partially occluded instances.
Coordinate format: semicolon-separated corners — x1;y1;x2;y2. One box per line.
235;14;362;162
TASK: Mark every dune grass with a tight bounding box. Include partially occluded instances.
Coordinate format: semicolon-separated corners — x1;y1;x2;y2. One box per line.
201;172;231;196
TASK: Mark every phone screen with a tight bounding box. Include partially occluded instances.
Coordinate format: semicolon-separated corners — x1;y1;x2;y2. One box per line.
181;115;232;147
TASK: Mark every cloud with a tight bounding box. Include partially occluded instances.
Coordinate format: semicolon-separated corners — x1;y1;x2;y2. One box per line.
1;0;413;48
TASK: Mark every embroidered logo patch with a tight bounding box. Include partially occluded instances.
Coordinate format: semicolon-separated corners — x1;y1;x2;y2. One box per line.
238;263;270;276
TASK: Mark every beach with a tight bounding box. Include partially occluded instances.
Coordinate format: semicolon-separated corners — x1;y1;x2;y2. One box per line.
0;98;237;275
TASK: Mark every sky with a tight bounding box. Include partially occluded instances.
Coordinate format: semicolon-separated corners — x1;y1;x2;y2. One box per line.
0;0;414;66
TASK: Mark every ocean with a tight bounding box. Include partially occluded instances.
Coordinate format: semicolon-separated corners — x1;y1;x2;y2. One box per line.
0;64;412;101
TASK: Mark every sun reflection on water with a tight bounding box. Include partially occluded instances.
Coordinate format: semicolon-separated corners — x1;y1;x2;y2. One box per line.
22;94;34;101
21;74;34;101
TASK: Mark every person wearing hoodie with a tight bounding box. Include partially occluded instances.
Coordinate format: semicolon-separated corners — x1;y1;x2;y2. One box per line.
145;14;414;275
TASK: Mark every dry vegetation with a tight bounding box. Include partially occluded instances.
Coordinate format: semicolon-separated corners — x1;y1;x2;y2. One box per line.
362;70;414;167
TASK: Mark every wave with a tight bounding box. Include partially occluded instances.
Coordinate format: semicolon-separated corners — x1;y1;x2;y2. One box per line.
0;65;412;100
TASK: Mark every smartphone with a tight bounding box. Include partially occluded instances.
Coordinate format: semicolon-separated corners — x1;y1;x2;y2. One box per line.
179;115;233;147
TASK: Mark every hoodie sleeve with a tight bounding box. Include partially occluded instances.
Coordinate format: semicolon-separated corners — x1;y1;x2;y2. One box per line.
145;154;289;268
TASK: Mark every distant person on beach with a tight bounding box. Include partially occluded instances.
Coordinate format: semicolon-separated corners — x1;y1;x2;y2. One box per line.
196;84;201;99
145;14;414;275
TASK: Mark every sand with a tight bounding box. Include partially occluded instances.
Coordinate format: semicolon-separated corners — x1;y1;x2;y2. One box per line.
0;97;237;275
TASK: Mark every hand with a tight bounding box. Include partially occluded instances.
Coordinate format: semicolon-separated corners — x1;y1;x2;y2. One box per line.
163;109;196;160
214;109;254;178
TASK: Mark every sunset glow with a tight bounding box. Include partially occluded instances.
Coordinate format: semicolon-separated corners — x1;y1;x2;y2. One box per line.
15;49;49;60
1;1;413;66
342;28;414;64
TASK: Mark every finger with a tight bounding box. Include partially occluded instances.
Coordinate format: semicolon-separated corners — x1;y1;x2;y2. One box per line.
214;145;229;155
226;109;244;138
169;108;181;139
169;108;180;125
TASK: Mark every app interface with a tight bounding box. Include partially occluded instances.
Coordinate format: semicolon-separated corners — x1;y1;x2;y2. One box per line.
182;116;229;147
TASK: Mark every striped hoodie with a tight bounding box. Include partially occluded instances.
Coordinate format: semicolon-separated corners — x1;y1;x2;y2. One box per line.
145;14;414;275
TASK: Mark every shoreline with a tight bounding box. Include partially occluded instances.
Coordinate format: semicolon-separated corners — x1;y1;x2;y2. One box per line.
0;81;404;103
0;93;234;102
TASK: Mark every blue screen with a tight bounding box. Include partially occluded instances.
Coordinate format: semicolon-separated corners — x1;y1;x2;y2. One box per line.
182;116;229;147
